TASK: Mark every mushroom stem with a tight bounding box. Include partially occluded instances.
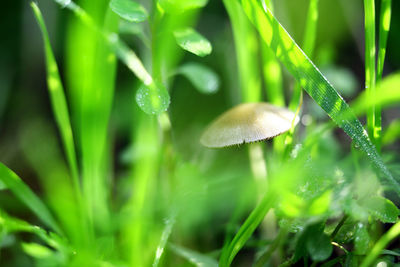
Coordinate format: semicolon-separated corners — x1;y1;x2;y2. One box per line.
248;143;268;194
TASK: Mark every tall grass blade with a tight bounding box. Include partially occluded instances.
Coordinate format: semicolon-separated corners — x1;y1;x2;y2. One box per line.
223;0;262;103
363;0;378;150
360;220;400;267
152;213;176;267
238;0;399;194
376;0;392;151
0;163;62;234
219;192;276;267
31;2;81;205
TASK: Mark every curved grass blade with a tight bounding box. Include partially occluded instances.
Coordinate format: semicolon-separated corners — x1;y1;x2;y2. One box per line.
31;2;81;203
0;163;62;234
360;220;400;267
219;191;276;267
238;0;399;193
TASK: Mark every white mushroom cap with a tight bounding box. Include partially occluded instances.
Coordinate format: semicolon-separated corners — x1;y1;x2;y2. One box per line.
200;103;299;148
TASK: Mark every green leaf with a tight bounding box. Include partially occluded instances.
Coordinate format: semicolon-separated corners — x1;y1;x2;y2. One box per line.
176;62;220;94
136;82;170;115
0;163;62;234
169;244;218;267
306;232;332;262
354;223;370;255
238;0;399;194
22;242;54;259
110;0;148;22
158;0;208;13
174;28;212;57
362;196;399;223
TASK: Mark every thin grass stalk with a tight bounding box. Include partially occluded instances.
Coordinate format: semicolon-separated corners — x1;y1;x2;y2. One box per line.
31;2;81;209
260;0;286;154
363;0;377;148
360;220;400;267
261;0;284;107
376;0;392;151
286;0;319;151
223;0;262;103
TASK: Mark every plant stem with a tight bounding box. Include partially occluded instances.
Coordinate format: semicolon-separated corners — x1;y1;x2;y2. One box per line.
363;0;377;149
255;225;289;267
376;0;392;151
331;215;348;239
223;0;262;103
360;220;400;267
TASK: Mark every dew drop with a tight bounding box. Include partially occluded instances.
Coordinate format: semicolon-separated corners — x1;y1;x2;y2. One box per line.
135;82;170;115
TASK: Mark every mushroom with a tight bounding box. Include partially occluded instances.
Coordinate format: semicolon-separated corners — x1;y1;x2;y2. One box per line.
200;102;299;148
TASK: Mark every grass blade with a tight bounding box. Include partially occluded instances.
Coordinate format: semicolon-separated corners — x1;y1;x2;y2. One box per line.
360;220;400;267
363;0;378;149
238;0;399;194
223;0;262;103
31;1;81;206
219;191;276;267
152;213;176;267
0;163;62;234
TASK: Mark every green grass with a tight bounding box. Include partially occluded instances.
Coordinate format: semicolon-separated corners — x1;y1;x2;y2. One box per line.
0;0;399;266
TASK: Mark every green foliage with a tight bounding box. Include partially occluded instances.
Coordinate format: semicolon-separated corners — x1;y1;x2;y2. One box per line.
173;28;212;57
109;0;148;22
1;0;399;266
176;62;220;94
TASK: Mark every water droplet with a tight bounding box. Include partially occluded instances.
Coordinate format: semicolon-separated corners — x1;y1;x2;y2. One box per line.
136;82;170;115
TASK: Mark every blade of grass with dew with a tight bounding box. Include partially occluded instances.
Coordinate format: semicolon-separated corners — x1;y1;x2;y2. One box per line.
238;0;399;193
0;163;62;234
376;0;392;151
360;220;400;267
364;0;378;149
31;2;81;211
219;191;277;267
223;0;262;103
65;0;119;232
169;244;219;267
152;212;176;267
